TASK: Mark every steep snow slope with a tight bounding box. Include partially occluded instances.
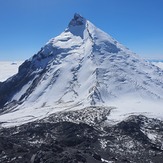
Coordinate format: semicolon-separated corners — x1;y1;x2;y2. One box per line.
0;61;23;82
0;14;163;127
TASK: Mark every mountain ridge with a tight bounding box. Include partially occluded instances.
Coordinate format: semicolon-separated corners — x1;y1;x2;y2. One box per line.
0;14;163;127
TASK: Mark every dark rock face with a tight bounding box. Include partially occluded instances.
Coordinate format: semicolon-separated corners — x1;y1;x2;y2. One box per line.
0;122;99;163
69;13;86;27
0;60;34;109
0;115;163;163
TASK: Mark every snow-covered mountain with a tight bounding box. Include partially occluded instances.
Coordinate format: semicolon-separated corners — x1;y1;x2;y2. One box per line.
0;14;163;127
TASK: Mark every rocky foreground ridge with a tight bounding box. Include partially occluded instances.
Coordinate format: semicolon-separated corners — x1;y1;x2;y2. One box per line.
0;107;163;163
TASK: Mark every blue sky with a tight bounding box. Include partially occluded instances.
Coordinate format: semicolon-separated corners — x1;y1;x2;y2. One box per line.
0;0;163;61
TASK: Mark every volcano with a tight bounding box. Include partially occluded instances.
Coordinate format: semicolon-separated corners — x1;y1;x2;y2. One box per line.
0;13;163;126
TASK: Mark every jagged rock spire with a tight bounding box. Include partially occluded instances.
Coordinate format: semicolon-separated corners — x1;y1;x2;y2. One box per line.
68;13;86;27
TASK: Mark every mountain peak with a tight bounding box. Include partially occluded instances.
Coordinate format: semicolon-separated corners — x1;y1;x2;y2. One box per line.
68;13;86;27
1;13;163;127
